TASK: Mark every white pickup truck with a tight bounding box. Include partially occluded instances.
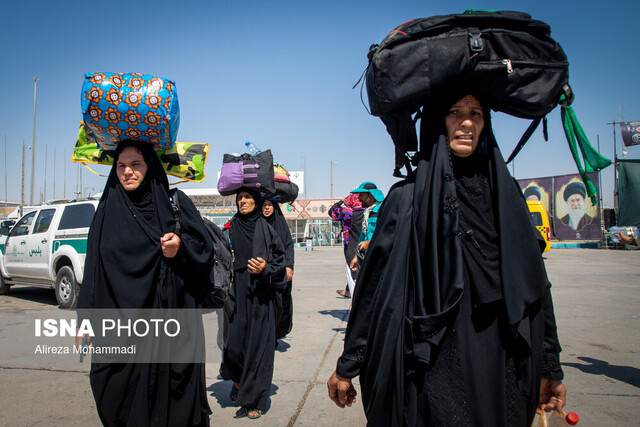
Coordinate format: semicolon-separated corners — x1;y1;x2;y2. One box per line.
0;199;99;308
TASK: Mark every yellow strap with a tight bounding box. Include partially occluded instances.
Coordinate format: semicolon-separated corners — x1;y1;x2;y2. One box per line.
80;162;109;177
169;180;188;186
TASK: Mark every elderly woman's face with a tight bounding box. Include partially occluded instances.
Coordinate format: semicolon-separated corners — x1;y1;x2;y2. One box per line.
262;200;275;217
117;146;148;191
237;191;256;214
445;94;485;158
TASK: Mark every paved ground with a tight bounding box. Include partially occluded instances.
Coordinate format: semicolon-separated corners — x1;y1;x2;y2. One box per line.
0;247;638;426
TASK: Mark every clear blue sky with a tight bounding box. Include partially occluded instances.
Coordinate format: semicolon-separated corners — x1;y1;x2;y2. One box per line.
1;0;638;207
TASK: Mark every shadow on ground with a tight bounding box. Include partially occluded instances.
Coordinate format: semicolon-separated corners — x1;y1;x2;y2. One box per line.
563;356;640;389
318;309;349;322
1;287;58;306
275;339;291;352
208;380;279;412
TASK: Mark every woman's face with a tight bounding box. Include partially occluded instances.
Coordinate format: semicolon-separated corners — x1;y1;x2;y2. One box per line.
237;191;256;215
262;200;274;217
445;94;485;158
116;146;148;191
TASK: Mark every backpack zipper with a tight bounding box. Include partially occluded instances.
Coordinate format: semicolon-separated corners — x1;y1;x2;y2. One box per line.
484;58;568;74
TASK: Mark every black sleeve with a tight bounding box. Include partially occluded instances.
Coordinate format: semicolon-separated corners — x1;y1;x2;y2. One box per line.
541;280;564;380
284;230;295;270
255;220;287;290
336;183;404;379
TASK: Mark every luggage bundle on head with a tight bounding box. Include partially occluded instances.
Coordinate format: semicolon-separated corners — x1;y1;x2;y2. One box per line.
365;11;568;169
270;162;299;203
217;149;276;196
274;163;290;182
364;10;611;202
81;72;180;151
72;122;209;182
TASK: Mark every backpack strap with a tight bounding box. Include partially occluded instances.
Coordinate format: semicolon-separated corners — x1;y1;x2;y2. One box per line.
169;188;181;234
506;117;544;164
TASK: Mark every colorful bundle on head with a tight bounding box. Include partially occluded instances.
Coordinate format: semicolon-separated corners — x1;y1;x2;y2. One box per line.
273;163;291;182
81;72;180;151
72;122;208;182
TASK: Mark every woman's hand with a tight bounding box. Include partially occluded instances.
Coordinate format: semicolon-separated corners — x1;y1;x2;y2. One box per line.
160;233;181;258
349;255;358;272
247;257;266;274
327;371;357;408
538;378;566;413
286;267;294;282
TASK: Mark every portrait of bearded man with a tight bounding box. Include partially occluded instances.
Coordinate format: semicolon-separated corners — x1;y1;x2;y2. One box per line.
559;181;592;231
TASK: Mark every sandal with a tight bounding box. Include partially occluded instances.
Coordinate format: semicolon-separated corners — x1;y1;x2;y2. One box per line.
336;289;351;298
248;409;263;419
229;383;238;402
234;407;262;419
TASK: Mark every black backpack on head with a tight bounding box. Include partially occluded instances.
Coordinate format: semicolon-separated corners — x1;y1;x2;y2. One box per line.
170;190;233;309
364;10;570;173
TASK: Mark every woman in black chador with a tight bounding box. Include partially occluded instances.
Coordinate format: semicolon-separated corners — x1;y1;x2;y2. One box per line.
328;94;567;426
220;188;285;419
77;140;215;426
262;199;295;341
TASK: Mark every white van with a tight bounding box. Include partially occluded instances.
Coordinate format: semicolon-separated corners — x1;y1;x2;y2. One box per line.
0;199;99;308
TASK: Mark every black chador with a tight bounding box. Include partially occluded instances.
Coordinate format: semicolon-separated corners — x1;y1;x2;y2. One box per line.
220;188;286;413
78;140;215;427
336;107;564;426
263;201;295;339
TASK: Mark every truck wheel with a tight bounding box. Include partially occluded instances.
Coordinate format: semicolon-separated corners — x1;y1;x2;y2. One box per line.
55;266;78;309
0;275;10;295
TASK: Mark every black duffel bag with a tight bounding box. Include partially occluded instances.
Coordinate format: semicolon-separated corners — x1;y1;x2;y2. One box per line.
217;149;275;196
364;10;570;164
268;181;299;204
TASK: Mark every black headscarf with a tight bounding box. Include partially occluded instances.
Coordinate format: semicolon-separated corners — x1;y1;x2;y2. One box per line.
263;199;294;269
337;99;549;425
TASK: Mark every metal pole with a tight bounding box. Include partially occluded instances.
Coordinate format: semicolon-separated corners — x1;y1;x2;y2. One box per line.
21;139;25;215
330;160;334;199
607;120;618;214
597;135;606;248
43;144;47;202
302;156;307;199
53;147;56;200
64;149;66;199
4;135;7;211
30;77;38;205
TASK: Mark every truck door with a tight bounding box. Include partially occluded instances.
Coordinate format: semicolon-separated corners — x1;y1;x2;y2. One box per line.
22;208;57;279
4;211;37;277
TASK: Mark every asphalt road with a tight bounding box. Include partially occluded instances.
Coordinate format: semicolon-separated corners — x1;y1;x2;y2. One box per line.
0;247;638;426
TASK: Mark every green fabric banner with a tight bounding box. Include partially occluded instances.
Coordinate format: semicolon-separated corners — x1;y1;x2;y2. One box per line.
617;159;640;227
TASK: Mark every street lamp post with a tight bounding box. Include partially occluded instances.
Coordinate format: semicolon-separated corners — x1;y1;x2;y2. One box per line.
30;77;38;205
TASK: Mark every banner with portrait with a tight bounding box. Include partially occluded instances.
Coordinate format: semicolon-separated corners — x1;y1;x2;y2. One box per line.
517;177;555;238
553;172;601;240
620;121;640;147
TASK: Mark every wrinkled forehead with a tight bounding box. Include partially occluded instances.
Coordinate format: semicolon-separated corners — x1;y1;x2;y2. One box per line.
451;94;483;110
117;146;145;163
